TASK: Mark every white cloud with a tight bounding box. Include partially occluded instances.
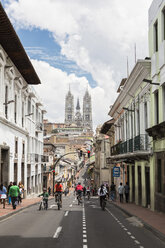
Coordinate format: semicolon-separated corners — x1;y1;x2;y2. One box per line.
4;0;153;129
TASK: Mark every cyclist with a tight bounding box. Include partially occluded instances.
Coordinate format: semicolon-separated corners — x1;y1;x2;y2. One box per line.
54;180;63;206
83;186;86;197
38;188;49;210
75;182;83;201
98;184;107;207
86;186;90;199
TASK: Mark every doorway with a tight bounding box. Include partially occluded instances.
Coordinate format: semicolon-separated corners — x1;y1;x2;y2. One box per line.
0;148;9;186
145;166;150;207
138;166;142;205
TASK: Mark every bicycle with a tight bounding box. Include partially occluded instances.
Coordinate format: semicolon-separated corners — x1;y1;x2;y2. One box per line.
77;191;82;205
55;192;62;210
87;192;90;200
39;197;48;210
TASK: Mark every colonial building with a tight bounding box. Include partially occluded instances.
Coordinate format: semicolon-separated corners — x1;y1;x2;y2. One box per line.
146;0;165;213
65;88;93;131
0;3;45;197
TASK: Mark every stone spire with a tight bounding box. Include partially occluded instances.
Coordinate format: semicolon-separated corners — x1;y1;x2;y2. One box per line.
76;98;80;110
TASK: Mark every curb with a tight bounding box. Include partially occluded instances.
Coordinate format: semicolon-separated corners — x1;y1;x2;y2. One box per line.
0;201;40;221
108;200;165;243
0;196;55;221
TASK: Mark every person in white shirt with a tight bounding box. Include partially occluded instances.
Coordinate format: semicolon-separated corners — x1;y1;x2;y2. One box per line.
98;184;107;207
118;182;124;203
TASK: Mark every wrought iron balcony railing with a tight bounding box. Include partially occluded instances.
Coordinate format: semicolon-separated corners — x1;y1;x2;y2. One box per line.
111;134;149;156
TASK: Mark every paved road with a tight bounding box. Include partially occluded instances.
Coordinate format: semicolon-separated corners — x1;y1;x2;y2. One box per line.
0;167;164;248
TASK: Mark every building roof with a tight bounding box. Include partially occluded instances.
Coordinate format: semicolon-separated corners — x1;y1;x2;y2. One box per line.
100;119;114;134
0;3;41;85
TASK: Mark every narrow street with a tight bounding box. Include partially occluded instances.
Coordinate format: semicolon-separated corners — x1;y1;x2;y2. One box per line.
0;168;164;248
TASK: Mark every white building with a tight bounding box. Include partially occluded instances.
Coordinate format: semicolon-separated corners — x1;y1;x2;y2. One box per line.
0;4;45;197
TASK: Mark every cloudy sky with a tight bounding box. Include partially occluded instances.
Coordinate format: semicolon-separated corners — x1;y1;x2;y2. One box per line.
1;0;152;130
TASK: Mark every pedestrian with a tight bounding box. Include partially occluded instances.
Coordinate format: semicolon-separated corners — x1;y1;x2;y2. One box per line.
124;182;130;203
48;186;51;195
9;182;20;210
0;184;7;209
110;182;116;201
106;184;110;198
118;182;124;203
18;181;24;204
7;181;13;205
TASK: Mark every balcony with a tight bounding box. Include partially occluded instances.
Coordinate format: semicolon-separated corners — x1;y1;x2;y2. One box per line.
111;134;149;156
35;122;43;133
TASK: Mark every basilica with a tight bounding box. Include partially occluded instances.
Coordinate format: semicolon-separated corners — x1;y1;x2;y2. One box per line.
64;88;93;131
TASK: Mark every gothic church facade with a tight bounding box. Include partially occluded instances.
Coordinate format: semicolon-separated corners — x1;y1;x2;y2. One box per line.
65;89;93;131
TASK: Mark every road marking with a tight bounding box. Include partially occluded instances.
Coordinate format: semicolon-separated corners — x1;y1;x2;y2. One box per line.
53;226;62;238
83;239;87;243
65;211;69;216
83;230;86;233
69;204;72;207
83;227;86;229
83;234;87;238
83;245;88;248
49;204;57;208
105;207;142;247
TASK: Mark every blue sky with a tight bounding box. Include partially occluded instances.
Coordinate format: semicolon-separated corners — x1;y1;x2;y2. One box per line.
1;0;152;127
15;27;97;87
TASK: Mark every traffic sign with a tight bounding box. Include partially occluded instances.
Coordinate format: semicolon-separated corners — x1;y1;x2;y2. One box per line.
113;166;120;177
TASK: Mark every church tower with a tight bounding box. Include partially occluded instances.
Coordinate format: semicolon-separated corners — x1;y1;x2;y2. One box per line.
75;98;82;127
83;89;93;130
65;88;74;125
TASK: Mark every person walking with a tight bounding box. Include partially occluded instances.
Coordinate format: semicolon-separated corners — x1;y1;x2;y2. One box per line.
9;182;20;210
124;182;130;203
118;182;124;203
7;182;13;205
106;184;110;198
48;186;51;196
110;182;116;201
0;184;7;209
18;182;24;204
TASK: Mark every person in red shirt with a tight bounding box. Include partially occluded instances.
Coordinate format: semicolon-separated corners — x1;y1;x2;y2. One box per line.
55;180;63;205
75;182;83;201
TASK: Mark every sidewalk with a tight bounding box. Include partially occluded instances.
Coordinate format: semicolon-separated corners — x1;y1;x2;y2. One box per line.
111;200;165;240
0;195;53;220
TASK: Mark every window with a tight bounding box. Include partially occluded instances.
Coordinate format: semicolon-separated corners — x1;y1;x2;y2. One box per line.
162;8;165;40
5;86;8;118
14;95;17;123
154;20;158;52
28;98;31;114
154;91;159;124
85;115;89;120
68;115;72;120
136;109;140;135
22;142;25;155
163;84;165;121
15;139;18;155
144;102;148;130
32;105;34;120
22;102;24;127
